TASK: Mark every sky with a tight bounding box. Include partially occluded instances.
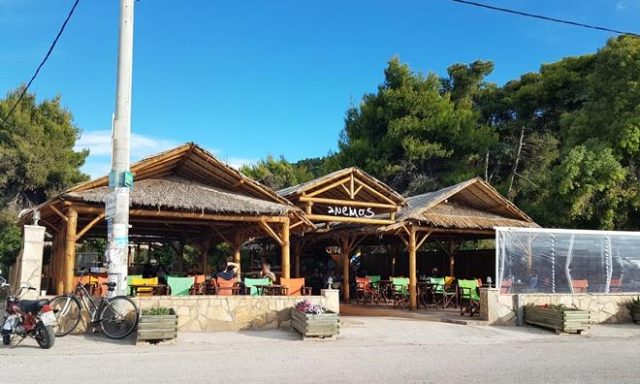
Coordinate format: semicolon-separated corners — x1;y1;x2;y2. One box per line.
1;0;639;178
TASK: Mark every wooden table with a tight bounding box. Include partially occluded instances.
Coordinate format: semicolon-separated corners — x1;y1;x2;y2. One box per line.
255;284;287;296
129;284;166;296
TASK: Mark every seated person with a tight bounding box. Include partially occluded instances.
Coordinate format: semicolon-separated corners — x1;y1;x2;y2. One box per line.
218;265;237;281
259;262;276;283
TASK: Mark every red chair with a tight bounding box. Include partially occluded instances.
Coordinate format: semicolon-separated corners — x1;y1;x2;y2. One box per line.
355;277;377;304
610;278;622;292
191;274;207;295
214;278;241;296
280;278;312;296
500;279;512;294
571;279;589;293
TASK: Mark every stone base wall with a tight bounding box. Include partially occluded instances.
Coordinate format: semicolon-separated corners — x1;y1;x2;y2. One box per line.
133;289;340;332
480;289;640;325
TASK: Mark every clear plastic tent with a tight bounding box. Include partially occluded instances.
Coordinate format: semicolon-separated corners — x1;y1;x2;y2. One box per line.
495;227;640;294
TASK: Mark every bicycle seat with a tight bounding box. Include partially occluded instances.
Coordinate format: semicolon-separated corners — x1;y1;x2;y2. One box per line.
102;282;117;288
19;299;50;314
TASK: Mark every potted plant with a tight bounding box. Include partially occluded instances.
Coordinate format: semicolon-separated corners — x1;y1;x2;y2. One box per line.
137;306;178;344
524;304;590;334
628;297;640;324
291;300;339;340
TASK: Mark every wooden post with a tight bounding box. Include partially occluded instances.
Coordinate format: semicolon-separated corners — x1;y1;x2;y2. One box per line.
176;240;184;274
294;242;302;278
342;237;350;302
409;227;417;310
233;232;242;276
449;242;456;276
201;237;211;275
281;218;290;279
64;208;78;293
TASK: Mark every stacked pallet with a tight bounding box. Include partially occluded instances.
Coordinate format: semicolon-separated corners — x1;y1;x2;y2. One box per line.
524;305;590;334
291;308;339;340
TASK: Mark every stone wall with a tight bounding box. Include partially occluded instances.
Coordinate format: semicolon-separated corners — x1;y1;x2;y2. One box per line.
133;289;340;332
480;288;640;325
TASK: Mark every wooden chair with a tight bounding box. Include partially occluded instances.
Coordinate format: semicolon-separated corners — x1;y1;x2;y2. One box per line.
191;274;207;295
167;276;194;296
458;279;480;317
214;278;242;296
391;277;410;309
571;279;589;293
355;277;376;304
280;277;311;296
130;277;158;296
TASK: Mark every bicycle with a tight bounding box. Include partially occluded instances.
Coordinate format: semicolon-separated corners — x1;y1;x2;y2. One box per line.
49;281;139;339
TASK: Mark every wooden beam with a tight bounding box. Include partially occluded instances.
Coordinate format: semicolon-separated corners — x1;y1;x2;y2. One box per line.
299;196;398;210
350;173;355;199
74;206;289;223
281;217;290;279
342;236;350;302
64;208;78;293
50;205;68;222
209;224;231;244
409;226;417;310
305;214;394;225
258;220;283;246
306;176;351;198
233;231;242;276
75;213;105;241
354;178;397;205
416;231;432;251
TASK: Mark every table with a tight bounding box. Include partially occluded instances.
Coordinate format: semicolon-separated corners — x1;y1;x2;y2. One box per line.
255;284;287;296
129;284;166;296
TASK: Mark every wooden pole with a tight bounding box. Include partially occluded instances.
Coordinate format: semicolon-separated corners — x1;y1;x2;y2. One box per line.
233;232;242;276
342;237;350;302
409;226;417;310
449;242;456;276
64;208;78;293
294;241;302;278
281;218;290;279
201;237;211;276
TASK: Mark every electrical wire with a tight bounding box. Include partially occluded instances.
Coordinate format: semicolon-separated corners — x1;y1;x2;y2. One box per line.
0;0;82;130
451;0;640;37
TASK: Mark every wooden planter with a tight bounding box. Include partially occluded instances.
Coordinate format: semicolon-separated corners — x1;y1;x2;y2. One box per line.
137;309;178;343
630;304;640;324
524;305;590;334
291;308;339;340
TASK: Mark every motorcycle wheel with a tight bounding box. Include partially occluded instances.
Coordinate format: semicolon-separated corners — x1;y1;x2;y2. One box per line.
34;323;55;349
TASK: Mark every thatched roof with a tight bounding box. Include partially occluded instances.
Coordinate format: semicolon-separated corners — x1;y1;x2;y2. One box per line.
64;177;290;216
384;177;537;231
278;167;404;205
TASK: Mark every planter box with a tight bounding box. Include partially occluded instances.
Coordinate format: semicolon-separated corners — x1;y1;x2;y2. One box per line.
137;309;178;343
630;304;640;324
291;308;339;339
524;306;590;334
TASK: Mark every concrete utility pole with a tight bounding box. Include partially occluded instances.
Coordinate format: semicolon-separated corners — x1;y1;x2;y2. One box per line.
106;0;135;297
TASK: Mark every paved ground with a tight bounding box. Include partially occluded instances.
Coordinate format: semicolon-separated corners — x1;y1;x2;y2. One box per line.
1;317;640;384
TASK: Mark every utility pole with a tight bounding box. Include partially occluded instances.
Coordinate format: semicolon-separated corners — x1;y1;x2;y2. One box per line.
106;0;135;297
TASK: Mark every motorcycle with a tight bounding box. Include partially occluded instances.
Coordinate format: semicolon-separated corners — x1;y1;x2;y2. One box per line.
0;276;56;349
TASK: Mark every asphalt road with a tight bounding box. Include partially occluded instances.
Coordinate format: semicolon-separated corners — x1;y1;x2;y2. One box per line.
1;317;639;384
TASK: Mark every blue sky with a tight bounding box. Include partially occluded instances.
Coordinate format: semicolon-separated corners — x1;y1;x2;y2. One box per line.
1;0;639;178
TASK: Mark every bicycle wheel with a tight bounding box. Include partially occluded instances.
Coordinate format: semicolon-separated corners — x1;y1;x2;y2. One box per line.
99;296;139;339
49;295;82;337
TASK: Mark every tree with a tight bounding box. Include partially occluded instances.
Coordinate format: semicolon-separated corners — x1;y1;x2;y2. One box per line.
336;57;497;194
0;87;89;207
0;87;89;274
240;155;314;190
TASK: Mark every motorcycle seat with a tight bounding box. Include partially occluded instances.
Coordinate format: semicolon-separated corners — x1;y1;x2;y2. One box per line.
19;299;50;314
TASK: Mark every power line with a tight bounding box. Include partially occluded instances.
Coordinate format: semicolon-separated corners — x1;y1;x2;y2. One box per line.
0;0;81;130
451;0;640;37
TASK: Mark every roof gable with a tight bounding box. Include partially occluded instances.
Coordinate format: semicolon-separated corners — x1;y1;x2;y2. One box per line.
69;143;292;206
399;177;536;227
278;167;405;224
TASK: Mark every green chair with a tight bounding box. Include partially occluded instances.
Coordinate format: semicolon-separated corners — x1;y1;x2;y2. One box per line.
127;274;142;296
244;277;271;296
430;276;457;309
391;277;410;309
458;279;480;316
167;276;194;296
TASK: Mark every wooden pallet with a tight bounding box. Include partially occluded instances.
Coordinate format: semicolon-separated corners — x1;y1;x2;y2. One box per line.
291;308;339;340
524;306;589;334
137;310;178;343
